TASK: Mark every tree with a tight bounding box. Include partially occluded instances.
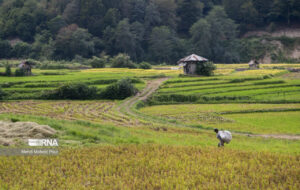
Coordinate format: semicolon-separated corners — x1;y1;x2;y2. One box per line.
0;40;12;58
47;16;67;35
78;0;105;35
144;2;161;30
206;6;238;62
149;26;174;63
190;19;211;58
63;0;80;24
269;0;300;25
177;0;203;34
190;6;238;63
153;0;178;30
12;42;32;58
130;21;145;61
114;19;136;59
130;0;146;23
223;0;260;31
102;8;120;28
54;24;95;59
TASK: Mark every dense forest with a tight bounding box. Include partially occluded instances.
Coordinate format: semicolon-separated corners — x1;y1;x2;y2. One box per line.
0;0;299;64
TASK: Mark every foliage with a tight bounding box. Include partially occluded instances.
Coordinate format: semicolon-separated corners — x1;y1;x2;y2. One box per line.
138;62;152;69
0;40;12;58
0;86;5;100
15;68;25;77
190;6;239;63
45;83;98;100
12;42;32;58
111;53;137;68
196;62;216;76
100;78;138;100
53;24;95;60
0;0;298;63
4;63;11;76
88;56;106;68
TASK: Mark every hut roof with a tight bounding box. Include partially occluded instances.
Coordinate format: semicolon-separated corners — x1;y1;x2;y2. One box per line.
248;60;260;65
18;61;35;68
178;54;208;64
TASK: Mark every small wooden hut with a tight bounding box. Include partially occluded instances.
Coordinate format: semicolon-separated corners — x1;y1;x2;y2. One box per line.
18;61;35;75
248;60;260;69
178;54;208;75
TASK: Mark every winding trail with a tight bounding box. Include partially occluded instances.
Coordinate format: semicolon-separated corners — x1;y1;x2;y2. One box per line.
117;78;300;140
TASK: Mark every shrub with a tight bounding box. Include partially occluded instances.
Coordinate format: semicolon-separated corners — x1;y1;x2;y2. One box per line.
45;83;98;100
88;56;106;68
100;78;138;99
196;62;216;76
111;53;137;69
0;87;5;100
138;62;152;69
15;68;26;76
5;64;12;76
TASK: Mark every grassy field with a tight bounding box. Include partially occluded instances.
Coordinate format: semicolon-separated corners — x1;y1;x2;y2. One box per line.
140;104;300;134
0;63;300;189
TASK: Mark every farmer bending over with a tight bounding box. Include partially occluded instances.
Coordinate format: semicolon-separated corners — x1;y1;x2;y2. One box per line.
214;128;232;147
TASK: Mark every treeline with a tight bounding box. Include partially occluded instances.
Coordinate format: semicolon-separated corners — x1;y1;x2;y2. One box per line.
0;0;299;64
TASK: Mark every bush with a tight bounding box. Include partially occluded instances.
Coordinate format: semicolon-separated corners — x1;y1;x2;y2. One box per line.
88;56;106;68
45;83;98;100
111;53;137;69
0;87;5;100
196;62;216;76
100;78;138;99
138;62;152;69
15;68;26;76
5;64;12;76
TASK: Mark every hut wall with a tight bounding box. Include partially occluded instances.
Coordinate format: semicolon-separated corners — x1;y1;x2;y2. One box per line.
184;63;197;75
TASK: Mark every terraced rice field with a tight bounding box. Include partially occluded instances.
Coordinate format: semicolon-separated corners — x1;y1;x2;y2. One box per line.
151;71;300;104
0;68;180;100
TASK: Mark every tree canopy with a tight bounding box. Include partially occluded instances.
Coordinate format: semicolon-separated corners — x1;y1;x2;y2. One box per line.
0;0;298;63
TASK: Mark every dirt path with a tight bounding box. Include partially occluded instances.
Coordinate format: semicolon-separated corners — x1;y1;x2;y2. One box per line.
117;77;169;117
117;77;300;140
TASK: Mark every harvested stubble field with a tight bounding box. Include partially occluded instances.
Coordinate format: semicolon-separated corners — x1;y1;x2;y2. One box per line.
0;101;138;126
0;64;300;189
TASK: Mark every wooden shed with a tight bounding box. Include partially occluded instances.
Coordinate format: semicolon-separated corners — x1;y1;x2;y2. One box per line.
18;61;35;75
248;60;260;69
178;54;208;75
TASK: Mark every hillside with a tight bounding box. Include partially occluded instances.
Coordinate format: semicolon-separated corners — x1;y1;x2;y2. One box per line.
0;0;300;63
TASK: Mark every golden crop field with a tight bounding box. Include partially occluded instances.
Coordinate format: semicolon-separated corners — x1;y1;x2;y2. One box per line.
0;145;299;190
